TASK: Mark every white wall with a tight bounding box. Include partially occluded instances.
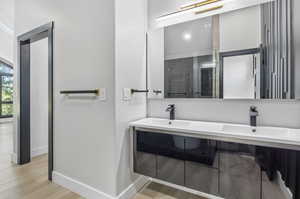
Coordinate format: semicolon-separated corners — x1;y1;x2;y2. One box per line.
0;0;14;63
0;29;13;63
30;38;48;157
148;28;164;99
15;0;116;196
220;5;261;52
114;0;147;194
15;0;149;197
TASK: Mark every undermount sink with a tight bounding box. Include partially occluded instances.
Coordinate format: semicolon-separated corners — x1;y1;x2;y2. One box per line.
222;124;289;137
147;118;191;128
190;122;223;132
145;118;223;131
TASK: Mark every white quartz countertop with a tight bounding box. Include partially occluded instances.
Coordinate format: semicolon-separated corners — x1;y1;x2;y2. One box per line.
130;118;300;151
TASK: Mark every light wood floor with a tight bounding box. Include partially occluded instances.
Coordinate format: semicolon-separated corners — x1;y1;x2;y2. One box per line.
134;183;206;199
0;155;206;199
0;123;205;199
0;123;13;171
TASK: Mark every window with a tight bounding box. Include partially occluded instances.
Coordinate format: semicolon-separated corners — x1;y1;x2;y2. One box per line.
0;61;13;118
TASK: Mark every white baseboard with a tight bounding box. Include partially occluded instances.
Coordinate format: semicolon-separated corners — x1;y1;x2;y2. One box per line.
277;172;293;199
53;171;114;199
0;118;14;123
53;172;149;199
31;146;48;158
117;176;150;199
10;153;18;164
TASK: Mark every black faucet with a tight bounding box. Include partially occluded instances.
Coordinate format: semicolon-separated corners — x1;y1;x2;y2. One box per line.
250;106;259;128
166;104;175;120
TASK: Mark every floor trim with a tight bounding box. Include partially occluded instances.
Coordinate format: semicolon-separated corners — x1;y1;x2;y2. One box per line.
10;153;18;164
31;146;48;158
53;171;114;199
53;171;150;199
0;118;14;123
117;176;150;199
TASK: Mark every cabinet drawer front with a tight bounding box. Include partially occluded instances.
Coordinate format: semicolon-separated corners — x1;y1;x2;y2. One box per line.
136;131;185;160
157;155;185;186
185;161;219;196
134;151;156;178
136;131;160;155
185;137;218;168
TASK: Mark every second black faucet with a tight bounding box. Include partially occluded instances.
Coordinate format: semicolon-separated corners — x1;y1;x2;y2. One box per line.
166;104;175;120
250;106;259;131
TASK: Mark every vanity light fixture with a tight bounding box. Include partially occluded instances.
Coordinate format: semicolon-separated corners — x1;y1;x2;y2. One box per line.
180;0;221;11
195;5;224;15
156;0;224;21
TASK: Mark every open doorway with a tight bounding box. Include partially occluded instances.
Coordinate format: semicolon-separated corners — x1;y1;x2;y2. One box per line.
17;22;54;180
0;60;14;170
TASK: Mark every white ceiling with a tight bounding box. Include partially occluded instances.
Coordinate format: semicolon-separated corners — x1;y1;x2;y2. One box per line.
0;0;14;34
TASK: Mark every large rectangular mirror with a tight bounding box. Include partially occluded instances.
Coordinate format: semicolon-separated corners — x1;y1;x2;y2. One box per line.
147;0;299;100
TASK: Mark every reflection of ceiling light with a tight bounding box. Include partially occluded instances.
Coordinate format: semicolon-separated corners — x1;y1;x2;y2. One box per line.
201;63;216;68
183;33;192;41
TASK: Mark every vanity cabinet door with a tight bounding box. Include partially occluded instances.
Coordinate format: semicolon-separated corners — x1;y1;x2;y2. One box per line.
219;143;261;199
185;137;219;195
157;155;185;186
154;133;185;160
156;134;185;186
133;131;157;177
134;151;156;178
184;137;218;168
185;160;219;195
260;148;296;199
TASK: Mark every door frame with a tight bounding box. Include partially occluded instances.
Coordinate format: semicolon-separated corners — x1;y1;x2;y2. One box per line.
17;22;54;180
219;48;261;99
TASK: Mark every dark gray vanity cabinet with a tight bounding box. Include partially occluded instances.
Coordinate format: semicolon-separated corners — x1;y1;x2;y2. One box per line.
133;132;157;178
134;131;186;186
133;130;296;199
133;130;220;196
